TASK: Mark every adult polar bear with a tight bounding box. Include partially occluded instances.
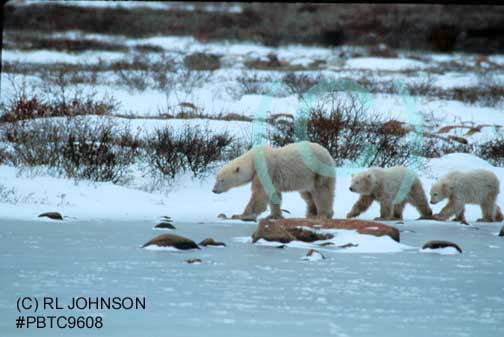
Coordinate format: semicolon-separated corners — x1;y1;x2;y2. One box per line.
212;142;335;220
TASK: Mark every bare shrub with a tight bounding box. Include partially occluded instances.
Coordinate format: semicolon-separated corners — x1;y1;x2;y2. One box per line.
1;117;140;183
177;126;233;177
183;53;221;71
282;72;321;96
144;124;234;180
5;34;129;53
229;71;282;99
133;44;164;53
478;138;504;166
268;94;417;167
414;137;473;159
0;91;117;122
60;119;140;183
1;119;64;167
144;127;186;179
111;53;177;91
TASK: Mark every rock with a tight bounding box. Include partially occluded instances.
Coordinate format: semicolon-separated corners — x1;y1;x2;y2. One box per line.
252;218;400;244
217;213;227;219
38;212;63;220
499;226;504;237
154;222;176;230
199;238;226;247
286;227;334;242
155;216;175;229
142;234;199;250
276;245;287;249
252;222;296;243
185;258;202;264
302;249;325;261
336;243;359;249
422;240;462;253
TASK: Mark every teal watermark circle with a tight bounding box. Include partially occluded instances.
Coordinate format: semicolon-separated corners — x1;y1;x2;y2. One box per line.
249;76;425;205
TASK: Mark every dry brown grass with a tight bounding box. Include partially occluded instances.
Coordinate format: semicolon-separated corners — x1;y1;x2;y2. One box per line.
5;3;504;53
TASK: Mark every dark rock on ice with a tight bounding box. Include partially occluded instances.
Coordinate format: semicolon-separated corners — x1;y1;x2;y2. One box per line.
199;238;226;247
185;258;202;264
142;234;199;250
38;212;63;220
422;240;462;253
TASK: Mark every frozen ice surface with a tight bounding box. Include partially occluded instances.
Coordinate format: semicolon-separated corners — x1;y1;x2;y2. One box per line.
1;218;503;337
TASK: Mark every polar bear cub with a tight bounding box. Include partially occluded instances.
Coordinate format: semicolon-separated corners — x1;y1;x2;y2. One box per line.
347;166;432;220
430;169;503;222
212;142;336;220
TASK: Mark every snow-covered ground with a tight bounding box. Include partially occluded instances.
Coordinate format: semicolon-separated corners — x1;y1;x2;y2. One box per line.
0;153;502;224
1;25;504;222
0;154;504;223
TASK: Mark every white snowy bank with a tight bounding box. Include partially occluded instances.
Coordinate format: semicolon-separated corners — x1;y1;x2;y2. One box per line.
0;153;502;223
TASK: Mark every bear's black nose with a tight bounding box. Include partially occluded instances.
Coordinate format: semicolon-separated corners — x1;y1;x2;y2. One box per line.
349;187;354;192
430;200;434;204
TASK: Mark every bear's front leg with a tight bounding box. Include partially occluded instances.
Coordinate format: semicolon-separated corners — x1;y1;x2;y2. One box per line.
238;176;268;221
346;195;374;218
433;198;462;221
452;207;465;222
267;193;284;220
374;198;393;221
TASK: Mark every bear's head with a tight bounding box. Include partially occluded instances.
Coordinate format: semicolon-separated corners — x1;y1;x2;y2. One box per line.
430;179;451;204
349;171;376;195
212;152;255;194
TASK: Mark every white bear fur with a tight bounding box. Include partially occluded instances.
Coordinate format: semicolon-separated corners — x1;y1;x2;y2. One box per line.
430;169;503;222
212;142;336;220
347;166;432;220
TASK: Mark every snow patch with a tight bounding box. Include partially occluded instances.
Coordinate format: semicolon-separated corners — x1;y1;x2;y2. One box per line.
345;57;427;71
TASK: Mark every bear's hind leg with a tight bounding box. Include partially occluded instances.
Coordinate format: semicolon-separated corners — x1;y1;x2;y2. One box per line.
392;201;406;220
300;191;317;218
375;198;393;221
408;179;433;219
496;205;504;222
312;185;334;219
478;196;499;222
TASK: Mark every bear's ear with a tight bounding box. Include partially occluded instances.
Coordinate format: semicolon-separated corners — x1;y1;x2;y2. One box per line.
235;167;240;173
